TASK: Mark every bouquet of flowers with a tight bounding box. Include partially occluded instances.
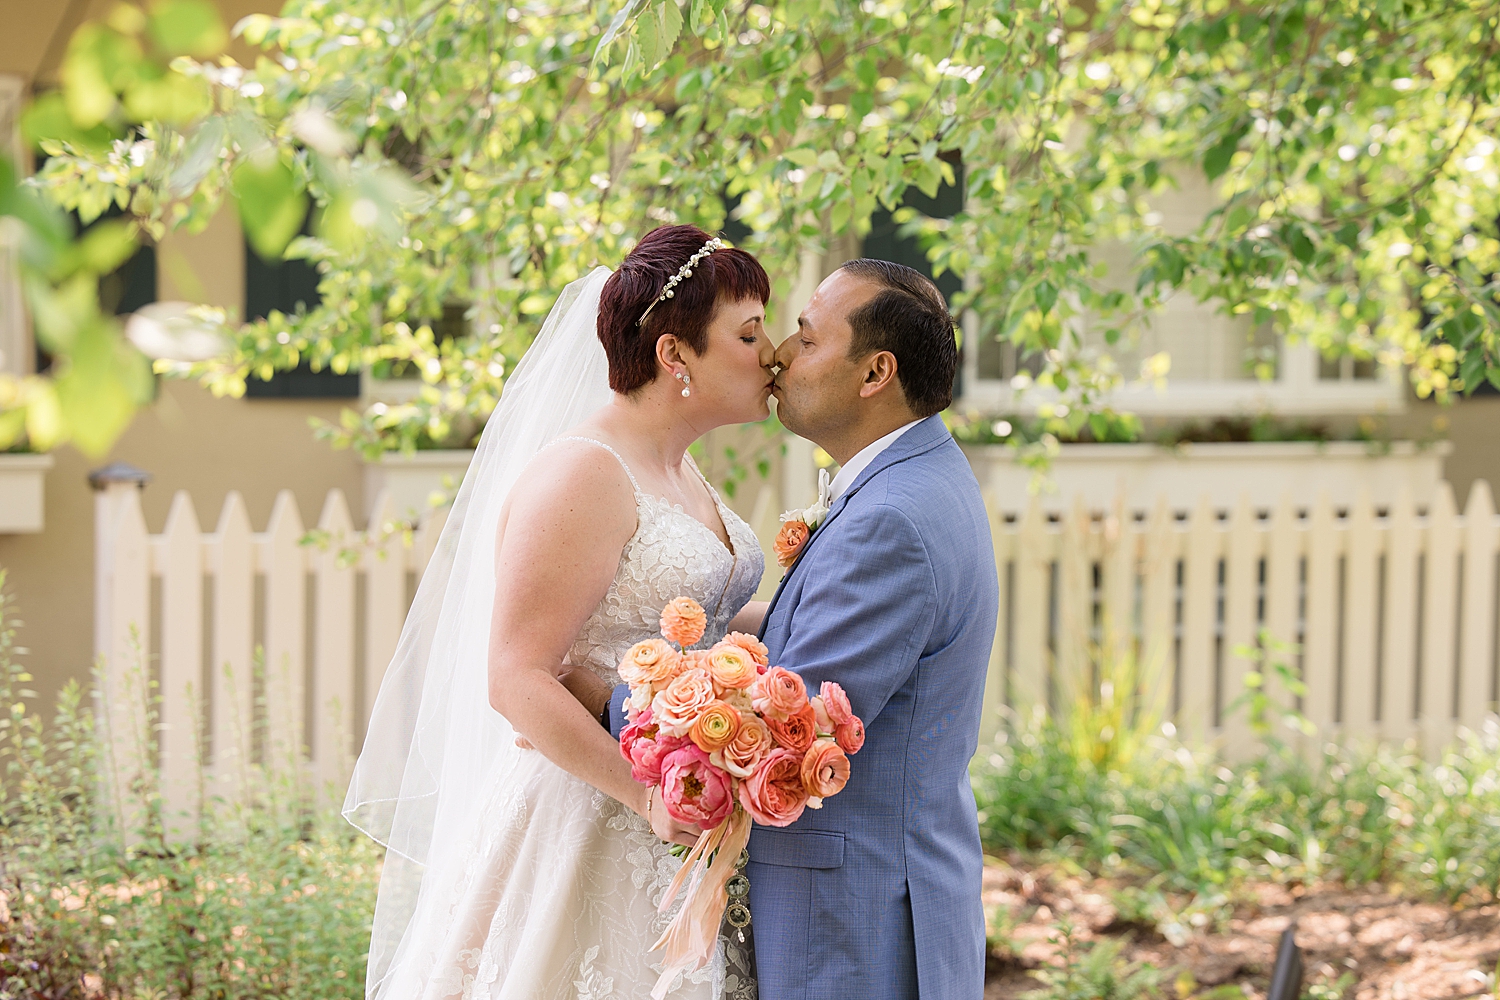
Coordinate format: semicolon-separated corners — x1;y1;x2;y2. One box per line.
618;596;865;998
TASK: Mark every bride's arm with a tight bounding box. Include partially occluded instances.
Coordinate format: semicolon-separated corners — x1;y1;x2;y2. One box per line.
725;600;768;635
486;446;698;846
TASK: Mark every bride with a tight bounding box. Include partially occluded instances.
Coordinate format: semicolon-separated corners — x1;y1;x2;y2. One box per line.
344;225;774;999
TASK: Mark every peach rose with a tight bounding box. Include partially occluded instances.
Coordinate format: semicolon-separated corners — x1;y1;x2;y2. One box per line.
819;681;853;726
712;714;773;779
688;700;742;753
834;715;865;754
705;642;757;693
774;519;811;569
809;696;834;735
651;667;717;736
800;738;850;799
617;639;682;688
751;666;809;721
660;597;707;648
738;748;809;827
722;632;770;669
765;703;816;754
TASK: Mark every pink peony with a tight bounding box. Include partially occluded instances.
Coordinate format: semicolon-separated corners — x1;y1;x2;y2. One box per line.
819;681;853;726
620;708;688;785
659;743;735;829
834;715;865;755
751;666;809;721
738;748;809;827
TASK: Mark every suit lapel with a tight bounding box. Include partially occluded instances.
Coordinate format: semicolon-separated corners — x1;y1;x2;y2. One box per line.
758;415;952;635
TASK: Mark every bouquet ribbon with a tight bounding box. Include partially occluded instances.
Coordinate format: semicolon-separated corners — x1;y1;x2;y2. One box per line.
647;807;753;1000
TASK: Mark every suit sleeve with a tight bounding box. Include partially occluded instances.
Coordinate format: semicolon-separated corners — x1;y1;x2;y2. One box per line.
774;503;937;725
605;683;630;741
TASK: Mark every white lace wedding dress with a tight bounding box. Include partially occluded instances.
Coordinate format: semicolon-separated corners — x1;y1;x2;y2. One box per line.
383;437;763;1000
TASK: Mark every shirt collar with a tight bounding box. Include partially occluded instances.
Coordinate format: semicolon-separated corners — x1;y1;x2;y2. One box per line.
828;418;926;501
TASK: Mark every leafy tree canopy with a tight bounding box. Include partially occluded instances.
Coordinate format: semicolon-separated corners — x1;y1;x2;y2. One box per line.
11;0;1500;456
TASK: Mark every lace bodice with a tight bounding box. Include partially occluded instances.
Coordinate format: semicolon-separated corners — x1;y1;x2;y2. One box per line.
559;438;764;680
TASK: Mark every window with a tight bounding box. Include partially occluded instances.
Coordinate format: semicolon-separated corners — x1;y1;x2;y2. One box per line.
243;221;358;398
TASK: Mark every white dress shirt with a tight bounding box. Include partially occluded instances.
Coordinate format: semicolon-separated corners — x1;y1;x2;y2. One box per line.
828;418;926;501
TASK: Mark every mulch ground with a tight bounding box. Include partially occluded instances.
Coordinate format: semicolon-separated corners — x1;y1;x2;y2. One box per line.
982;859;1500;999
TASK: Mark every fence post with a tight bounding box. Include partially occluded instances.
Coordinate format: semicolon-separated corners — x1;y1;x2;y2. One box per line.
1420;483;1459;758
1179;495;1217;743
1055;497;1092;711
208;492;255;809
1138;498;1175;724
90;463;153;843
1265;495;1301;748
363;490;406;742
1459;481;1497;729
1343;493;1379;739
313;490;357;804
1303;493;1339;742
1011;499;1049;715
1221;495;1259;759
1381;489;1418;744
157;491;203;841
262;490;306;780
979;493;1010;745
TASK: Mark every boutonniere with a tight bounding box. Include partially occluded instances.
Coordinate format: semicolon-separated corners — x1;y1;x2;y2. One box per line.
774;468;831;568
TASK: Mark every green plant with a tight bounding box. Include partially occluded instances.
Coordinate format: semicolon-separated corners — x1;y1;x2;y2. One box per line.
1025;921;1162;1000
0;571;378;999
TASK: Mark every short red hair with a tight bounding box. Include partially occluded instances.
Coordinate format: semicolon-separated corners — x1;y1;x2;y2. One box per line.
598;225;770;394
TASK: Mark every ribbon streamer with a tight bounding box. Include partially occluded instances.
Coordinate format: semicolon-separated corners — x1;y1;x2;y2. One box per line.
648;808;753;1000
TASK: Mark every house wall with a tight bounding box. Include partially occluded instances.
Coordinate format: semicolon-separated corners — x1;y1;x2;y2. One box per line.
0;0;363;709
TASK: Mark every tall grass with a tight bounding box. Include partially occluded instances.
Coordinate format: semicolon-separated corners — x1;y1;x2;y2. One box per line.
0;573;378;999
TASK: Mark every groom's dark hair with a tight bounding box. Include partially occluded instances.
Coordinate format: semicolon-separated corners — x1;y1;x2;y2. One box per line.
838;258;957;417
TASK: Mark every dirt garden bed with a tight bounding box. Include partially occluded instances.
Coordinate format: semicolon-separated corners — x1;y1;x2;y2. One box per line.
982;859;1500;1000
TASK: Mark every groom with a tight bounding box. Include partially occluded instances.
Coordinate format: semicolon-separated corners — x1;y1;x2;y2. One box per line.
583;259;998;998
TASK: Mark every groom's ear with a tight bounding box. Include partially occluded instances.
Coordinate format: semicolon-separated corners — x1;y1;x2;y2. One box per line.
858;350;900;399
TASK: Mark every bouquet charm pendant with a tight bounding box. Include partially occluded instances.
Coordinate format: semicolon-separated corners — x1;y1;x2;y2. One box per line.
725;850;751;943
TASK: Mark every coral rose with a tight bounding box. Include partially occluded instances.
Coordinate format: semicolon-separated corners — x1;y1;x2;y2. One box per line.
660;597;707;648
801;738;850;799
738;748;809;827
617;639;682;688
751;666;809;721
774;518;811;569
705;642;757;693
659;744;735;829
722;632;770;669
765;704;816;754
651;667;717;737
712;714;772;779
688;700;741;753
834;715;865;754
819;681;853;726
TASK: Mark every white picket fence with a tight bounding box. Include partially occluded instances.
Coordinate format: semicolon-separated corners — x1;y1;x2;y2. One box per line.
93;480;446;838
980;482;1500;760
92;477;1500;834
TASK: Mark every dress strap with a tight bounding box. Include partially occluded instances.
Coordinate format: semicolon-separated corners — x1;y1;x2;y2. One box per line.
554;436;644;495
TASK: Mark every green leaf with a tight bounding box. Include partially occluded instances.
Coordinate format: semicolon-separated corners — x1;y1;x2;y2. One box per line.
168;115;226;196
638;7;661;70
232;153;307;261
147;0;227;57
656;0;683;63
1034;280;1057;314
690;0;711;35
1203;131;1241;181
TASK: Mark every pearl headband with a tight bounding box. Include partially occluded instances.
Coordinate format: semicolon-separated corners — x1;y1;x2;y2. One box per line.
635;237;726;328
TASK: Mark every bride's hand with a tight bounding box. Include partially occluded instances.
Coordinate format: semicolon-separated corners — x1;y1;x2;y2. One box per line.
641;784;702;849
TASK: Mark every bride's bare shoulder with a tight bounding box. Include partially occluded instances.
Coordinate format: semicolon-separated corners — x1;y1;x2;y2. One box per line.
502;437;638;536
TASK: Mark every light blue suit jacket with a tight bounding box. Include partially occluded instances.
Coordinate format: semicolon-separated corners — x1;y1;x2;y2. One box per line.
747;414;998;1000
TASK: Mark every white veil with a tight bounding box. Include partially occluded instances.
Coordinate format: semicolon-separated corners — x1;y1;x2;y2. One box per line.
343;267;615;997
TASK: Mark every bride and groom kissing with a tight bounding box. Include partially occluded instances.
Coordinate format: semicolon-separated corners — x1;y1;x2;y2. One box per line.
344;225;1000;1000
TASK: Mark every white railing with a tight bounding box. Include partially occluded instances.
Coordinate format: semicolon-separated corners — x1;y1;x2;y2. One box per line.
982;482;1500;759
93;479;446;838
93;478;1500;834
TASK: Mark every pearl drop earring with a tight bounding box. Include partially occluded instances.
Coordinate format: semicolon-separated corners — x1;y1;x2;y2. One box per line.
676;372;691;397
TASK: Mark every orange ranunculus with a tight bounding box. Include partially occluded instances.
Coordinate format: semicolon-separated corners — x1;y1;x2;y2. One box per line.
774;519;811;568
738;748;809;826
660;596;708;648
722;632;770;670
714;714;773;778
617;638;682;688
765;704;816;754
800;738;850;799
688;700;742;753
651;667;717;737
751;666;809;721
705;642;757;692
